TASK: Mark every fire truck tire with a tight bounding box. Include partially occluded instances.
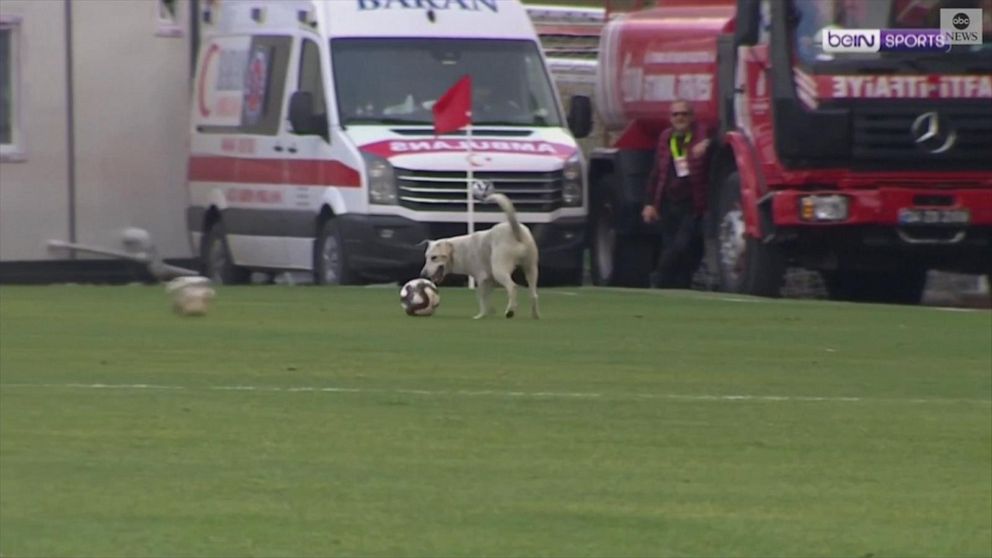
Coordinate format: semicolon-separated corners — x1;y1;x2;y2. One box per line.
823;268;927;305
202;221;250;285
313;218;358;285
714;172;784;297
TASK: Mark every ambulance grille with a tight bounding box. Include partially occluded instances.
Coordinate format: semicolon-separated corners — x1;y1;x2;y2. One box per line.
851;103;992;170
395;169;564;212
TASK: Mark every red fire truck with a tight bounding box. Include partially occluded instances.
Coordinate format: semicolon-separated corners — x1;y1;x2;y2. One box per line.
575;0;991;303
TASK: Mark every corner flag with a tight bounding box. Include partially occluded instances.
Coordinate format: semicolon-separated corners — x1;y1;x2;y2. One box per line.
432;75;472;135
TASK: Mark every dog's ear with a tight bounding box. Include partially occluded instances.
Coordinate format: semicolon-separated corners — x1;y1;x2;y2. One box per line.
415;239;430;250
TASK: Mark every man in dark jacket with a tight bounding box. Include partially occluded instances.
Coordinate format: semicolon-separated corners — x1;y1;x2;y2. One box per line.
641;100;711;288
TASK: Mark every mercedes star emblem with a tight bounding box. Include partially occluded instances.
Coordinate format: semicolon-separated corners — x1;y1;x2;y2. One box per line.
471;179;495;201
911;111;957;154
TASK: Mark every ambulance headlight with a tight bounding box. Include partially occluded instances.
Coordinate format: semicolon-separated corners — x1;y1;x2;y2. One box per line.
799;194;848;222
363;152;397;205
562;154;583;207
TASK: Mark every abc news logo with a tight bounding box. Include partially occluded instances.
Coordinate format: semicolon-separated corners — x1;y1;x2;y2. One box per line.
822;8;983;53
942;9;983;43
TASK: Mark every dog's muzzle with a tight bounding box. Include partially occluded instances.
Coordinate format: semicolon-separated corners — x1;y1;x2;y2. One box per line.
421;266;445;283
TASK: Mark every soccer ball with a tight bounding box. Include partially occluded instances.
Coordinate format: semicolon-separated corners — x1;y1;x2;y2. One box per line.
399;278;440;316
165;276;215;317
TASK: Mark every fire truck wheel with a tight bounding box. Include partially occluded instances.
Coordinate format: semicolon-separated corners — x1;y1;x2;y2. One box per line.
823;268;927;305
715;172;784;297
313;218;358;285
202;221;250;285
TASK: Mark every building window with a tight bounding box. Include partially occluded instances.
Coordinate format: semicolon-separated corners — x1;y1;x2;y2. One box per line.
156;0;183;37
0;16;24;162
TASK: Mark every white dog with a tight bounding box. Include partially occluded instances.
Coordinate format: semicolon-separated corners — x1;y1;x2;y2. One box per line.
420;193;540;319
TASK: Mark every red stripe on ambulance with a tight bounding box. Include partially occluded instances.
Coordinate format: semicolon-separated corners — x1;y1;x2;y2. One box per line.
187;156;361;187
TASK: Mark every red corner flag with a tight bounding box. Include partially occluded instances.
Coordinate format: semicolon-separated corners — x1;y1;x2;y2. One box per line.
433;75;472;135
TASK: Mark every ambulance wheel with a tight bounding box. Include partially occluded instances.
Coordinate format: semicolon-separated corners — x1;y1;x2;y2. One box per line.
540;262;584;287
590;211;653;287
313;218;358;285
202;222;250;285
589;193;617;286
714;172;784;297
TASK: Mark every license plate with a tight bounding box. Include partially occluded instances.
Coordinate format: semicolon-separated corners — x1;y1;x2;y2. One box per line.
898;208;970;225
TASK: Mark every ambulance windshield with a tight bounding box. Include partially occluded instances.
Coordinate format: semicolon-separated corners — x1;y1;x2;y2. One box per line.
792;0;991;68
332;38;563;127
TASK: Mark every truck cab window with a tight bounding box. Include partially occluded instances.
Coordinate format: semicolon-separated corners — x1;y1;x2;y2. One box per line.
298;38;328;133
332;38;563;127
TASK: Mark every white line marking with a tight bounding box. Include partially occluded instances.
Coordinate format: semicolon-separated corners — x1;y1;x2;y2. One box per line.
51;383;186;390
2;383;988;405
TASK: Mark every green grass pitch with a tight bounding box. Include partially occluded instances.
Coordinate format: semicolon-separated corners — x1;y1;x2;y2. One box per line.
1;285;990;557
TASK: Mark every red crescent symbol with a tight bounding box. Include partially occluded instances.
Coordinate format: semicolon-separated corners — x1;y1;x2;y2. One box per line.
197;44;220;118
467;153;486;167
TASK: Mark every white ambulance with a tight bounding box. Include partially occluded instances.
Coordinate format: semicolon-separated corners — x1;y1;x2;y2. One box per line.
188;0;592;285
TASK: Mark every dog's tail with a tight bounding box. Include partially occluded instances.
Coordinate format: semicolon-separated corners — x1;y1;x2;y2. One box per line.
486;193;524;242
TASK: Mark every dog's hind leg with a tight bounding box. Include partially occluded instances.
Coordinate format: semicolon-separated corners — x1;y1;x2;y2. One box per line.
524;261;541;319
492;269;518;318
473;278;493;320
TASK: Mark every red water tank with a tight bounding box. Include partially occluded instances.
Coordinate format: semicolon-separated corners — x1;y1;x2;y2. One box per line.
595;2;736;134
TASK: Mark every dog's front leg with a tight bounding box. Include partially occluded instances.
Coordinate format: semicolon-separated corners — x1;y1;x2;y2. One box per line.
473;278;493;319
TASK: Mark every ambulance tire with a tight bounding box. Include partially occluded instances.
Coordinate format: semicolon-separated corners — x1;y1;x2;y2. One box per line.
589;192;617;286
590;216;653;287
202;222;250;285
714;172;784;297
539;261;584;287
313;218;358;285
589;175;651;287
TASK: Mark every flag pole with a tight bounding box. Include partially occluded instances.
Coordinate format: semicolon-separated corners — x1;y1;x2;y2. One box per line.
432;75;474;289
466;119;475;289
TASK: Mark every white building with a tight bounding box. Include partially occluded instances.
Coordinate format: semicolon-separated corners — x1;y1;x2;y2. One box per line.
0;0;194;280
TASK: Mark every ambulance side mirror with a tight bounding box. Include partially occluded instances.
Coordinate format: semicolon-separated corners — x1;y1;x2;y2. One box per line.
289;91;327;137
567;95;592;139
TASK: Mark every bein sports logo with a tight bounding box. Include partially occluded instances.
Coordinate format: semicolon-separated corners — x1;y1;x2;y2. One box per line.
823;8;984;53
822;29;881;53
823;28;952;53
